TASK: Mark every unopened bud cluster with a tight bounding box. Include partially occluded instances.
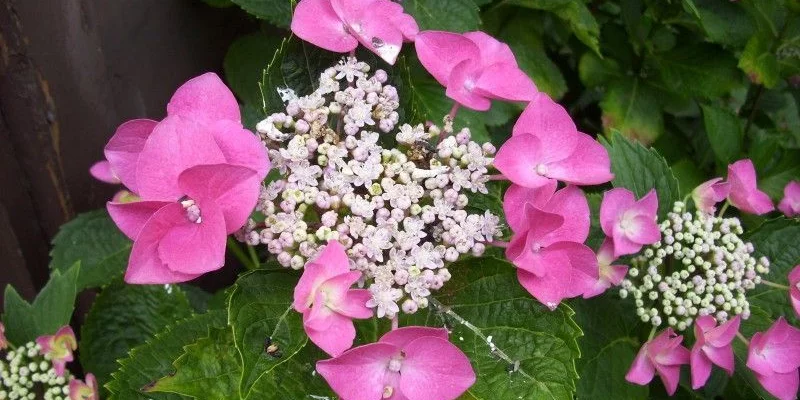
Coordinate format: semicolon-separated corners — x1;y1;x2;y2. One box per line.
240;57;501;318
619;201;769;331
0;342;70;400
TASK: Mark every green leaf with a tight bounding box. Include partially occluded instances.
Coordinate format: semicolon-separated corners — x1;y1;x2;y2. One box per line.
748;218;800;284
740;33;780;88
50;210;131;290
242;341;336;398
107;311;227;400
404;0;481;32
701;104;744;166
227;270;306;399
502;0;571;10
224;33;282;106
600;79;664;144
404;257;582;400
650;43;741;98
199;0;234;8
3;264;79;344
510;0;600;54
80;283;195;387
601;132;681;218
230;0;293;28
688;0;755;48
579;52;622;88
670;159;706;196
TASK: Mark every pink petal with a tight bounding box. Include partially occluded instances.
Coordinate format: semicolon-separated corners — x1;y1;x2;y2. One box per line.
306;312;358;356
379;327;449;349
522;203;565;245
124;203;203;284
292;0;358;53
627;214;661;245
502;182;557;233
610;232;644;258
414;31;480;86
473;63;537;102
166;73;241;123
316;342;398;399
728;159;775;215
211;120;270;180
294;241;351;313
304;292;337;332
89;161;120;184
754;370;800;400
445;59;491;111
692;178;730;214
399;337;476;400
104;119;157;192
392;13;419;41
702;343;734;375
135;115;226;201
626;344;656;385
351;4;405;64
107;200;171;240
316;271;363;311
177;164;260;234
548;132;614;186
790;265;800;319
690;349;712;389
704;315;741;347
512;93;576;137
655;363;683;395
541;185;590;244
515;242;597;309
463;31;517;67
339;289;374;319
779;181;800;217
157;202;227;275
600;188;636;236
494;134;553;189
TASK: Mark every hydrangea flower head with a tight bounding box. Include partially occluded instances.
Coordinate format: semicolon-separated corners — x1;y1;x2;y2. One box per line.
690;315;740;389
600;188;660;257
583;238;629;299
746;317;800;400
494;93;613;188
791;265;800;319
727;159;774;215
294;241;373;356
36;325;77;377
414;31;536;110
692;178;730;215
779;180;800;217
625;328;690;395
69;373;99;400
291;0;418;64
316;326;475;400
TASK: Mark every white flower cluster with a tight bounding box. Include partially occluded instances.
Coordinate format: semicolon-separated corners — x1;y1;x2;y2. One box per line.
0;342;70;400
241;56;502;318
619;201;770;331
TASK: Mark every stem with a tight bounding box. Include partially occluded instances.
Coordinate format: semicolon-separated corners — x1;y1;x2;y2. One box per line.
247;245;260;270
448;103;460;121
391;316;399;331
489;240;509;248
647;326;657;341
761;280;791;290
487;173;507;181
718;201;730;218
227;237;256;270
736;332;750;346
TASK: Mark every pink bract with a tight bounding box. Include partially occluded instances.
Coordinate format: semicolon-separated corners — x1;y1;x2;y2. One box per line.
316;326;475;400
415;31;536;110
690;315;740;389
89;160;121;184
294;241;373;356
0;322;6;350
747;317;800;400
625;328;690;395
727;159;774;215
36;325;77;377
600;188;660;258
291;0;418;64
69;373;99;400
692;178;730;215
582;238;628;299
790;265;800;319
779;180;800;217
494;93;613;188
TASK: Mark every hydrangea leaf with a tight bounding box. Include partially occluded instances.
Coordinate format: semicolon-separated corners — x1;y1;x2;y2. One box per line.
701;104;744;166
227;270;307;399
650;43;741;98
200;0;234;8
404;0;481;32
224;33;282;106
49;210;131;290
241;342;336;398
509;0;600;54
403;257;582;400
106;311;227;400
229;0;293;28
745;218;800;324
578;52;622;89
740;33;780;88
685;0;755;47
600;79;664;144
601;131;681;219
80;282;194;388
2;263;79;344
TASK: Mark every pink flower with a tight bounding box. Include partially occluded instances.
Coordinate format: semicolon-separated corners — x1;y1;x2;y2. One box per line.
727;159;774;215
626;328;690;395
108;164;261;284
690;315;740;389
0;322;7;350
747;317;800;400
290;0;418;64
294;241;373;356
504;183;598;309
600;188;660;257
494;93;613;188
692;178;730;214
414;31;536;110
69;373;99;400
582;238;629;299
791;265;800;319
89;160;121;184
779;181;800;217
317;326;475;400
37;326;77;377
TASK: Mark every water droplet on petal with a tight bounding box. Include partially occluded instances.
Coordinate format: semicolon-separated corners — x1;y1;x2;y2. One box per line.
372;37;385;48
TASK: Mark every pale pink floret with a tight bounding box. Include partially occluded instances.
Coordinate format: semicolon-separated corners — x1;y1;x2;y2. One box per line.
36;326;77;377
779;181;800;217
790;265;800;319
727;159;775;215
692;178;730;215
625;328;690;395
600;188;660;258
415;31;537;111
294;241;373;356
0;322;7;350
690;315;741;389
504;185;598;309
494;93;613;188
69;373;99;400
747;317;800;400
291;0;418;64
582;238;629;299
316;326;475;400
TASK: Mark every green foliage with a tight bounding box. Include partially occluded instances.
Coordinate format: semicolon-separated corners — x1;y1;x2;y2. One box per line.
3;264;79;344
229;0;293;27
80;283;195;387
405;0;481;32
600;79;664;144
225;32;282;106
701;104;744;166
49;210;131;290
